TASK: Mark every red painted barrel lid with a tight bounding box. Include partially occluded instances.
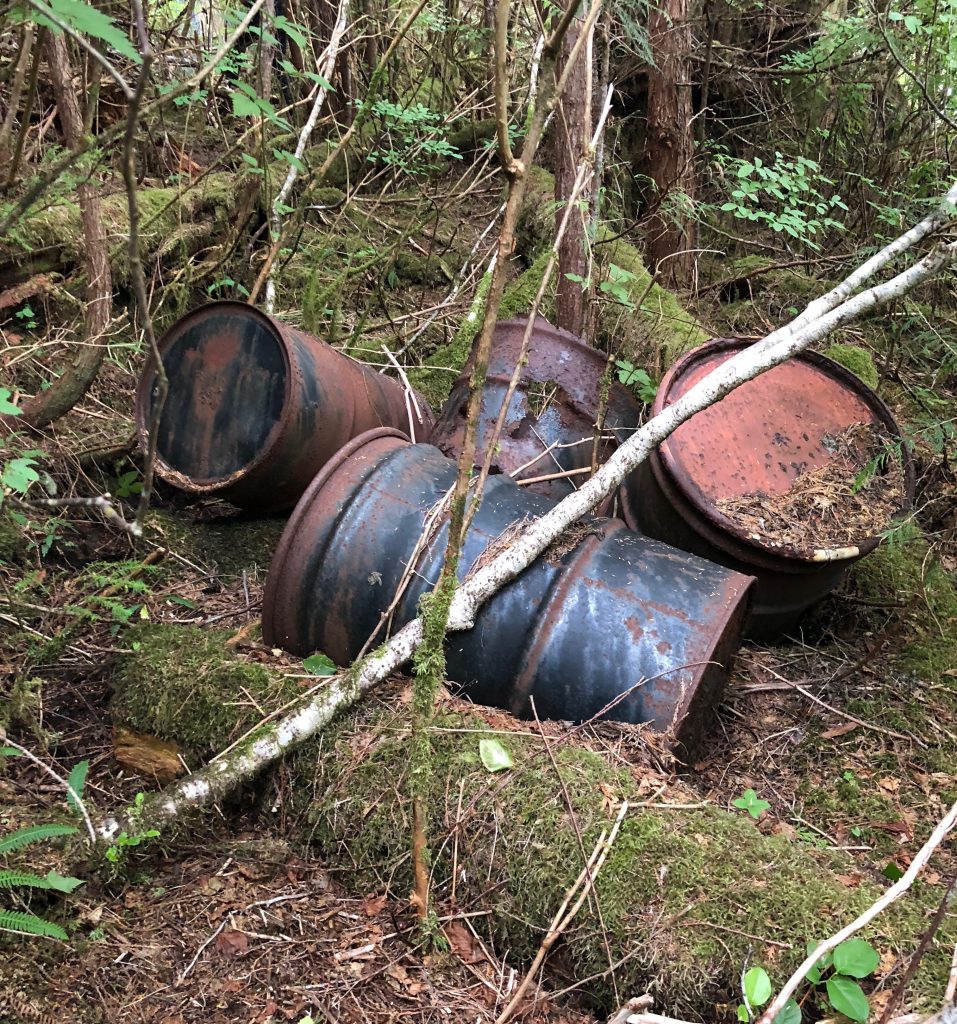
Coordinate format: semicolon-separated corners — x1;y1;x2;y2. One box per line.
654;338;911;555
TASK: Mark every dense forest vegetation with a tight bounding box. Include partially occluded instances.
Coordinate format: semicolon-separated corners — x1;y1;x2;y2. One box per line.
0;0;955;1021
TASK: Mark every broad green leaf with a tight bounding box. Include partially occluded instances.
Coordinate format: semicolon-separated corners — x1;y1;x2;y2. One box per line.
230;89;262;119
0;747;20;757
773;999;802;1024
43;870;85;893
826;976;869;1023
478;738;513;773
303;653;336;676
0;387;20;416
2;456;40;493
34;0;141;63
274;14;308;49
743;967;773;1007
66;760;89;815
732;788;770;819
833;938;879;978
737;1005;750;1022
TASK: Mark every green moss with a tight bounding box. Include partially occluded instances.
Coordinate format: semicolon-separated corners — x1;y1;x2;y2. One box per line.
111;623;301;763
145;509;285;578
515;166;557;263
842;535;957;681
287;703;952;1015
0;508;28;565
596;232;709;367
824;344;880;390
3;173;243;284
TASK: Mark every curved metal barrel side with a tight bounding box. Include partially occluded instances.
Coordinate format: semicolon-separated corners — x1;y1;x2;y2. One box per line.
619;339;914;639
135;302;433;512
263;431;755;752
429;317;642;504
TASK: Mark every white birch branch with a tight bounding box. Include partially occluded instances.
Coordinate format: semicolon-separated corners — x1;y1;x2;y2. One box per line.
756;797;957;1024
752;179;957;354
98;210;957;840
264;0;350;314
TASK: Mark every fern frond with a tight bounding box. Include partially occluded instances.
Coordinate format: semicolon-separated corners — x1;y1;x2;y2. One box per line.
0;823;77;855
66;760;89;815
0;909;68;940
0;870;52;890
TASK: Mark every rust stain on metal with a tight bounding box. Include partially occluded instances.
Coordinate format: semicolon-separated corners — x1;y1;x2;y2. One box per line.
619;338;914;637
263;430;755;754
430;316;642;506
134;301;433;512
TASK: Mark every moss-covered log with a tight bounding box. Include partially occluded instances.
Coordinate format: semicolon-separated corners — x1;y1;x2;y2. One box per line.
110;624;954;1017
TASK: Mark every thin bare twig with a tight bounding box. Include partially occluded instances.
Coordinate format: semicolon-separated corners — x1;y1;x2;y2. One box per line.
0;737;97;845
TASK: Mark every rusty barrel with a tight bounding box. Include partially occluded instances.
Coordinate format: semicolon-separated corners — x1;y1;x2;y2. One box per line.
619;338;914;639
429;317;642;505
134;301;433;512
263;429;755;752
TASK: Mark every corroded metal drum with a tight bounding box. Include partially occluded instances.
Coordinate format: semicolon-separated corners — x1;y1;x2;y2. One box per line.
619;339;914;638
429;317;642;505
135;302;433;512
263;429;755;752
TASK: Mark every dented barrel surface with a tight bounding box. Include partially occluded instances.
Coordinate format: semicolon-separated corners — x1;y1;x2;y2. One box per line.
619;338;914;638
135;301;433;512
429;317;642;504
263;429;755;751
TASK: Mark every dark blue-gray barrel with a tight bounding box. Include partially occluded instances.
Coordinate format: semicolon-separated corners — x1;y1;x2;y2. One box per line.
263;429;755;753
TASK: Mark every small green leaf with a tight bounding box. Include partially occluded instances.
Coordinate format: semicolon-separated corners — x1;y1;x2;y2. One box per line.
732;788;771;819
833;938;879;979
303;653;336;676
167;595;197;609
882;861;904;881
826;976;869;1022
479;738;513;773
744;967;773;1007
66;760;89;815
2;456;40;494
737;1005;750;1022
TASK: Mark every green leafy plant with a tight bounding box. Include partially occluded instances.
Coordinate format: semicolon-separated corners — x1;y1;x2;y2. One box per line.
733;788;771;819
104;793;160;870
615;360;658;403
715;151;848;248
303;652;336;676
806;938;879;1022
0;748;87;941
14;303;37;330
368;100;462;173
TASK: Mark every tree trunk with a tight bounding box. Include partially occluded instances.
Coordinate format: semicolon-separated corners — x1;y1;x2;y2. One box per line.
645;0;696;288
18;33;112;430
554;15;590;337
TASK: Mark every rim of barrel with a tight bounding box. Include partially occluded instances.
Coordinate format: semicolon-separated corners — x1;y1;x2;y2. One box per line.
134;301;296;491
652;337;915;566
262;426;411;646
672;570;756;749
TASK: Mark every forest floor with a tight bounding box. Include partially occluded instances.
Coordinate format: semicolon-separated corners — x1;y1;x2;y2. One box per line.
2;158;956;1023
